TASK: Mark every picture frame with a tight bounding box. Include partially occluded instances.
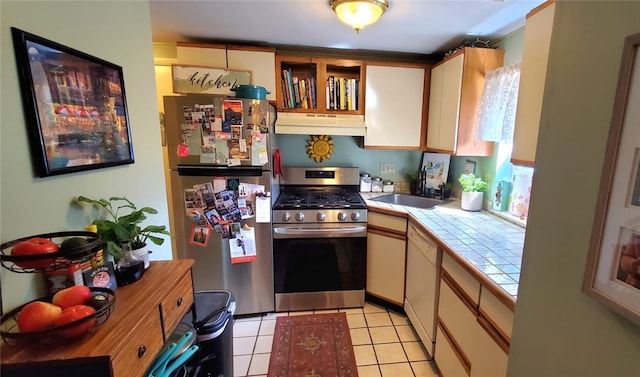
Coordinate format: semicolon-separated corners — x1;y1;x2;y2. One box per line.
421;152;451;189
583;32;640;326
11;27;134;177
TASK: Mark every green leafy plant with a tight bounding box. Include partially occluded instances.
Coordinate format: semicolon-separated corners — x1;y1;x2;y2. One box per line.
458;173;488;192
77;196;171;260
403;169;421;184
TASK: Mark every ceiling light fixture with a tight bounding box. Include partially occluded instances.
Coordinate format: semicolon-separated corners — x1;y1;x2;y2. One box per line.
330;0;389;33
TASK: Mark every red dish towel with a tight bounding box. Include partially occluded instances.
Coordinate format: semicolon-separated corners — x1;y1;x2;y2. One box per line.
273;148;284;178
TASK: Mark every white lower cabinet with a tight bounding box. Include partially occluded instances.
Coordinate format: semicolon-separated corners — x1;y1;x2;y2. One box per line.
435;321;471;377
366;211;407;306
366;230;406;305
436;257;510;377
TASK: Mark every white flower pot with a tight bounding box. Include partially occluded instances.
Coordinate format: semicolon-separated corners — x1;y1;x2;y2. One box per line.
132;244;150;269
461;191;483;211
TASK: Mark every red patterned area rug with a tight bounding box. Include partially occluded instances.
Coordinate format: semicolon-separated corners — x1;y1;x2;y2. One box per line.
267;312;358;377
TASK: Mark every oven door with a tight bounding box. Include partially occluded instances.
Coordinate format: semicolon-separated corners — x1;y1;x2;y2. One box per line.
273;223;367;311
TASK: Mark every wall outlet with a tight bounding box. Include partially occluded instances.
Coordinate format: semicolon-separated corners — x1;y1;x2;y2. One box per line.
380;163;396;174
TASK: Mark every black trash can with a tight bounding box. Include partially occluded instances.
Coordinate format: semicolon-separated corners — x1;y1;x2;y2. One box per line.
188;290;236;377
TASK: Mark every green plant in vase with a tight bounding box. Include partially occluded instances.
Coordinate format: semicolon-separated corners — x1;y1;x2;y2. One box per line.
458;173;488;211
76;196;171;261
458;173;488;193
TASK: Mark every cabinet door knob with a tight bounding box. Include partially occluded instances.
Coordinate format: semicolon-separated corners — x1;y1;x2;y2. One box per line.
177;297;183;307
138;345;146;358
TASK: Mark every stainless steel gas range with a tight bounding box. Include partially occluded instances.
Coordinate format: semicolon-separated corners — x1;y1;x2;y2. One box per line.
272;166;367;312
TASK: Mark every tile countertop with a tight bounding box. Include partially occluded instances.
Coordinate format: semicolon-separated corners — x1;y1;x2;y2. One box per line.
361;193;525;307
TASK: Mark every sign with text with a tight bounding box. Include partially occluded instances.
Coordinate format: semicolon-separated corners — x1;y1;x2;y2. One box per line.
172;64;252;95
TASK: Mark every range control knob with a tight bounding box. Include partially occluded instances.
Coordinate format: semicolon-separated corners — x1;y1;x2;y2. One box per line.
282;212;291;222
317;212;326;221
351;212;361;221
295;212;305;222
337;212;348;221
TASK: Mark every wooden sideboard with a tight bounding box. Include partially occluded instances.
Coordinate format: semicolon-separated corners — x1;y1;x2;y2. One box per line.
1;259;195;377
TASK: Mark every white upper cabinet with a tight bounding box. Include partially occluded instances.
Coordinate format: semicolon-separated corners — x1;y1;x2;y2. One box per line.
427;54;464;153
364;63;428;149
511;1;556;166
160;43;276;101
426;48;504;156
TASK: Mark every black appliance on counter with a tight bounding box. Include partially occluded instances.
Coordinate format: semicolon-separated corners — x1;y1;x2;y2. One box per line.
272;166;367;312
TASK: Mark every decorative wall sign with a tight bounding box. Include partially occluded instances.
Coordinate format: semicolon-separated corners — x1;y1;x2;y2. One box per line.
583;33;640;326
307;135;335;163
172;64;251;95
11;27;134;177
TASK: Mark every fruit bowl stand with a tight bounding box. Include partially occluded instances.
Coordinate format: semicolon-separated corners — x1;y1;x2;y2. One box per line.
0;287;116;346
0;231;115;345
0;231;103;273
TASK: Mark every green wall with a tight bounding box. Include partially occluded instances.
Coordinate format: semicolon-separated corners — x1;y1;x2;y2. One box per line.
507;2;640;376
276;134;423;187
0;0;171;312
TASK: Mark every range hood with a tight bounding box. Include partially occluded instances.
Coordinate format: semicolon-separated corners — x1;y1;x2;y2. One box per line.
275;112;366;136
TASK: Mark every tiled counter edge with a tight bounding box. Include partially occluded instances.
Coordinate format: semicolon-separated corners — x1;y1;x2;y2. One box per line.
363;195;524;310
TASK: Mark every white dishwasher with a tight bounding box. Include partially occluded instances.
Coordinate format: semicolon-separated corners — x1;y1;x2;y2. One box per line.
404;223;441;358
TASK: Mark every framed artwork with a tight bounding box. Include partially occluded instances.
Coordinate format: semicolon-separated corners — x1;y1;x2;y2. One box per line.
583;33;640;326
11;27;134;177
421;152;451;189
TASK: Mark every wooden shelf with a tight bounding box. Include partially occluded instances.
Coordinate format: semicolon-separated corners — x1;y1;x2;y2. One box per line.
275;55;364;115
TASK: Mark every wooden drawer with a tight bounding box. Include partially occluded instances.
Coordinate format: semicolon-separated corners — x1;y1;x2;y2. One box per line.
479;287;514;341
435;321;470;377
368;211;407;234
160;272;194;338
438;276;480;357
442;252;481;306
112;310;164;377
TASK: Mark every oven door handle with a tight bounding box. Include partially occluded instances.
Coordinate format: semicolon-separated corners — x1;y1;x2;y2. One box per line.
273;226;367;238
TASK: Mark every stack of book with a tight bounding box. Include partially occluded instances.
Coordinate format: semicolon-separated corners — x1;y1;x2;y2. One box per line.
326;76;359;111
281;69;316;109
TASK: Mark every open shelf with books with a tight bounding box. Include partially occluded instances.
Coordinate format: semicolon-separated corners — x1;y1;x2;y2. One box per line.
275;55;364;115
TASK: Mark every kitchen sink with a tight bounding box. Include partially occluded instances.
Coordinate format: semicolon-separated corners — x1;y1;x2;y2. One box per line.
370;194;450;209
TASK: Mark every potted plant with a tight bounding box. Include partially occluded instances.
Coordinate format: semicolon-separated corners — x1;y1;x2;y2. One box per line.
403;170;421;195
458;173;488;211
76;196;171;264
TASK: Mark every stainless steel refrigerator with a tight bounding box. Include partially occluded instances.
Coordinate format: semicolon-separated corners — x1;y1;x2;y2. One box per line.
164;94;278;315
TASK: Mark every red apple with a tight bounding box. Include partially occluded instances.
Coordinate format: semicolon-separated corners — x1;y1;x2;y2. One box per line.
17;301;62;333
54;305;96;338
11;238;59;269
52;285;92;309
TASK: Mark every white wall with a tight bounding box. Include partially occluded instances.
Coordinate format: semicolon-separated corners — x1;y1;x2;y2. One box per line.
508;2;640;376
0;0;171;312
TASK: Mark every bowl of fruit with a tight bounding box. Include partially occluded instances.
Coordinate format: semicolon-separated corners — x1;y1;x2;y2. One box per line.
0;285;115;346
0;231;103;273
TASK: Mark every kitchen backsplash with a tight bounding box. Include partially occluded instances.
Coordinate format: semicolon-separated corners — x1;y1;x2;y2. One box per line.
274;134;422;191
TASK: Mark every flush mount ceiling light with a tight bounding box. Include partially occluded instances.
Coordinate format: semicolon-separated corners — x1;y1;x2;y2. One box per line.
330;0;390;33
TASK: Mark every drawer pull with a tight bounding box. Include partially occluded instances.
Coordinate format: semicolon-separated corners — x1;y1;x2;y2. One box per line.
177;297;183;307
138;345;147;358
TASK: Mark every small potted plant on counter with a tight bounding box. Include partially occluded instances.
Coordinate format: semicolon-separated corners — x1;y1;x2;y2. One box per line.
458;173;488;211
76;196;171;265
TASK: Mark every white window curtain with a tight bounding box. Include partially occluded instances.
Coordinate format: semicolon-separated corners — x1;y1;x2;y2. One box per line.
476;64;521;143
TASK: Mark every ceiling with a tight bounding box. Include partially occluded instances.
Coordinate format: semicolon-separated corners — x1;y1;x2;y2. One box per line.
148;0;545;56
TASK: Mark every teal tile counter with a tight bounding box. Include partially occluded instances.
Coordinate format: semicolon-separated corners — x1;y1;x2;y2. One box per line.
361;193;525;306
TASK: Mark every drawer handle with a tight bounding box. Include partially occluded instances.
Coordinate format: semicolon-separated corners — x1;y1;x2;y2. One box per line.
138;345;146;358
177;297;183;307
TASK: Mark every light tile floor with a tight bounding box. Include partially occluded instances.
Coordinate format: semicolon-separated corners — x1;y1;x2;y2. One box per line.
232;302;440;377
